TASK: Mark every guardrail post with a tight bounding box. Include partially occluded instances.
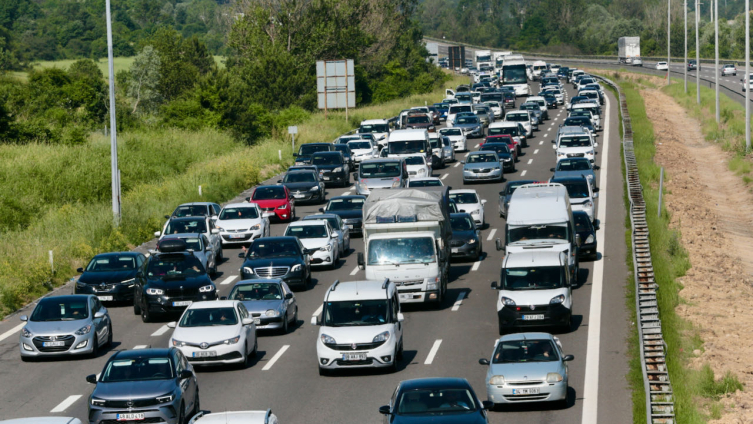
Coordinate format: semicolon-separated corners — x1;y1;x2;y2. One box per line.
658;167;664;217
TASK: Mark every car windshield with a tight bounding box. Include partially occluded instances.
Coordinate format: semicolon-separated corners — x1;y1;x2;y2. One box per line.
219;207;259;220
451;216;474;231
558;181;590;198
85;255;137;272
440;128;462;136
360;162;400;178
405;156;425;165
312;154;342;165
407;116;430;124
557;159;591;171
31;298;89;321
348;141;372;150
164;219;206;235
230;282;283;301
359;124;389;133
179;307;238;327
505;182;530;195
481;145;510;154
368;237;435;265
449;192;479;204
388;140;426;155
304;216;340;230
101;357;174;382
334;146;351;156
409;179;442;187
430;139;441;149
323;299;390;326
326;197;365;211
449;105;472;114
506;113;527;122
396;388;477;414
299;144;330;155
468;153;497;163
253;187;287;200
285;224;328;239
502;266;566;290
493;339;560;363
456;94;472;101
489;127;518;136
172;205;207;217
573;212;593;232
508;224;569;243
337;137;358;144
559;136;592;148
147;254;205;279
520;104;538;111
485;101;500;107
247;240;300;258
456;117;479;125
284;172;317;183
170;237;201;251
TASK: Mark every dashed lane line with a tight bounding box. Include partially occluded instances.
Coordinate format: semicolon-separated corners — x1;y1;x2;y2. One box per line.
262;345;290;370
312;304;323;318
220;275;238;285
133;345;148;349
50;395;82;413
151;325;170;337
527;159;533;165
521;170;527;176
424;340;442;364
0;323;25;343
454;162;461;168
486;228;497;241
474;144;480;149
441;174;449;180
350;266;359;276
451;292;466;312
471;261;481;271
539;140;544;145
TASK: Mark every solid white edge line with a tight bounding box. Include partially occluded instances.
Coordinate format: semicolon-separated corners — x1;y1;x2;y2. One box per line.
471;261;481;271
441;174;449;180
312;304;323;318
581;86;610;424
220;275;238;285
451;292;466;312
50;395;82;413
0;323;25;343
151;325;170;337
521;170;527;176
350;266;359;276
486;228;497;241
424;339;442;364
262;345;290;370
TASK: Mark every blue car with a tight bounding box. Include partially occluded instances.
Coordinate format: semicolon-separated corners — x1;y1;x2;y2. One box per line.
551;157;599;191
379;378;492;423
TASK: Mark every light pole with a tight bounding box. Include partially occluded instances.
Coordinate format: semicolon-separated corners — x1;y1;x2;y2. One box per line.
747;0;750;150
685;0;688;92
696;0;701;104
668;0;671;85
715;0;720;123
105;0;121;225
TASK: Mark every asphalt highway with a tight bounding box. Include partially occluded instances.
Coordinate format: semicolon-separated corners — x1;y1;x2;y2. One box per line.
0;78;632;423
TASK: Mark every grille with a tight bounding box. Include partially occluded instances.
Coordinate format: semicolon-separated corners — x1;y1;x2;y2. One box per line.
32;335;75;352
324;341;385;351
188;351;243;362
515;304;549;312
394;279;423;286
254;266;289;278
165;287;199;297
101;398;160;408
567;153;585;157
261;207;275;212
506;381;544;386
503;394;549;401
450;240;465;247
222;234;251;241
335;358;374;366
100;419;164;424
92;284;118;292
409;171;417;176
473;168;492;173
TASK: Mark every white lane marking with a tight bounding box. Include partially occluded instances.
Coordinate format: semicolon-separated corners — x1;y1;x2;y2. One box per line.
521;170;527;176
220;275;238;285
0;323;25;343
441;174;449;180
133;345;147;349
425;340;442;364
263;345;290;370
350;266;359;276
534;149;539;154
581;86;611;424
465;153;470;158
312;304;323;318
454;162;461;168
471;261;481;271
451;292;466;311
527;159;533;165
151;325;170;337
487;228;497;241
343;191;351;196
474;144;480;148
96;373;101;380
50;395;82;413
539;140;544;145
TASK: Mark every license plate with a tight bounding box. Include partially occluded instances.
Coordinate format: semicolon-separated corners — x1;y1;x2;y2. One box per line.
172;301;192;307
522;314;545;321
451;248;459;253
263;212;275;217
341;353;367;361
229;234;246;239
42;341;65;347
254;318;261;325
322;176;330;181
399;294;415;300
193;351;216;358
294;194;306;198
512;388;540;395
97;296;113;301
117;414;145;421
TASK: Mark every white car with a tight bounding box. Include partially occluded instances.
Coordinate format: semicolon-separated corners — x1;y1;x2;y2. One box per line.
440;127;467;151
527;96;548;113
742;73;753;91
168;300;257;367
404;154;431;179
543;87;564;104
215;203;269;246
484;101;504;119
655;61;669;71
449;189;487;227
407;177;444;188
347;140;379;165
554;129;598;163
188;411;279;424
505;110;533;137
312;279;404;375
447;104;473;126
284;220;339;269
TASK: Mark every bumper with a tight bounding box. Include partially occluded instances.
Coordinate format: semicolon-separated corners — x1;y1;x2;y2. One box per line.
397;289;440;304
579;242;598;259
342;220;362;234
501;160;515;171
486;380;568;404
263;209;292;221
252;315;285;331
144;292;217;314
241;270;307;288
220;229;263;244
20;332;96;358
451;243;479;258
497;304;571;330
178;343;245;365
290;191;321;202
453;140;467;151
75;284;134;302
88;403;181;424
463;170;502;181
310;249;336;267
321;172;347;186
317;340;396;370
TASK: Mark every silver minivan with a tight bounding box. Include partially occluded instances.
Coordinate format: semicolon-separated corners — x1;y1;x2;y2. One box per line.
355;158;407;196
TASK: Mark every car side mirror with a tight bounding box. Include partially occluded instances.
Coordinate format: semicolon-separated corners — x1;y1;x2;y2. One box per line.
242;317;254;326
498;191;505;196
460;161;465;164
211;229;219;234
292;153;298;157
357;252;365;270
319;208;325;213
285;293;294;300
379;405;391;415
167;321;176;328
238;252;245;258
277;180;282;183
77;267;84;273
593;165;601;170
94;311;106;319
179;370;193;380
563;354;575;362
164;215;171;220
482;400;495;410
154;231;161;237
495;238;503;251
310;314;321;326
481;199;487;205
86;374;97;384
20;315;27;322
550;167;555;172
594;143;598;147
552;144;557;149
220;296;227;300
479;358;490;365
593;192;599;199
397;312;405;322
210;215;218;221
490;281;498;289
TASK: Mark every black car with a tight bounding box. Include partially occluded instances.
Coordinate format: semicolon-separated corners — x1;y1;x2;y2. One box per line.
311;151;350;188
573;210;598;260
563;116;595;134
134;239;217;322
278;170;325;204
498;180;536;218
319;195;366;235
479;143;515;172
502;91;516;108
239;236;312;289
450;213;482;261
379;377;491;423
568;95;589;108
76;252;147;303
558;66;570;79
542;92;558;109
294;143;333;165
170;202;221;219
333;144;355;172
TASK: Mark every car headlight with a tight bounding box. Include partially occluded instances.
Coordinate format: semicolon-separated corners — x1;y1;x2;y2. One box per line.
550;294;566;304
21;327;32;338
120;278;135;286
471;209;480;215
557;153;566;157
146;288;164;295
588;150;595;155
418;168;426;175
467;238;477;245
277;204;288;210
501;296;516;306
199;285;215;293
585;201;593;209
310;185;320;191
586;234;595;244
76;281;87;289
91;397;106;406
425;277;439;290
333;167;343;172
392;180;401;188
242;266;254;275
503;157;512;162
320;244;332;252
222;336;241;345
250;224;261;231
171;339;187;347
547;372;564;383
75;324;92;335
373;331;391;343
494;166;501;170
321;333;336;344
156;394;175;403
489;375;505;385
358;181;368;191
215;225;224;231
291;264;302;272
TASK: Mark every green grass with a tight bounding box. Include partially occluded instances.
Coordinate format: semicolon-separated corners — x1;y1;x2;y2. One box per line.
0;74;465;317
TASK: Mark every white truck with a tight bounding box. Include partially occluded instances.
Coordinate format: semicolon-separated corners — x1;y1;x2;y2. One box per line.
426;42;439;66
618;37;640;64
493;51;512;71
475;49;493;68
357;187;451;308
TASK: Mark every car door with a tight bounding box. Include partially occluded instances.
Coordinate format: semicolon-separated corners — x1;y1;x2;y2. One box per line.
174;350;196;413
280;283;296;323
202;235;215;269
337;216;350;252
392;292;403;346
90;297;107;345
207;218;221;253
237;303;254;350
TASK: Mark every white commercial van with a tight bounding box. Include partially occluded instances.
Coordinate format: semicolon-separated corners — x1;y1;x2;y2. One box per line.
359;119;391;148
385;129;432;167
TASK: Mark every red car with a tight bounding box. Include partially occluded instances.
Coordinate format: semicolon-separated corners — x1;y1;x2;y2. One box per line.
483;134;518;161
247;185;295;222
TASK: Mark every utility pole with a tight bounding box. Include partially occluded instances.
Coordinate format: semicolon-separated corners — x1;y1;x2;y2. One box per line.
715;0;720;123
697;0;701;104
668;0;672;85
685;0;688;92
746;0;750;150
105;0;120;225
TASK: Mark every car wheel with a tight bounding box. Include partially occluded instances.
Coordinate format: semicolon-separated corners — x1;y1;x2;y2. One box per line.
389;348;399;373
210;261;217;277
476;244;483;261
107;324;113;347
242;342;251;369
217;247;223;262
318;367;329;376
141;301;153;323
561;316;573;333
498;319;507;336
133;296;142;315
293;306;298;326
306;270;312;287
251;338;258;357
192;390;200;418
281;314;289;334
396;339;404;361
91;334;100;358
177;402;185;424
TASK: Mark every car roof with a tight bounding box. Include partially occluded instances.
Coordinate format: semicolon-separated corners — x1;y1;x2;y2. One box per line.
409;177;441;182
252;236;298;243
507;183;570;225
234;278;283;286
450;189;478;195
91;252;142;258
399;377;472;390
288;219;327;227
361;119;389;124
176;202;215;207
505;249;564;268
325;280;393;302
39;294;91;304
499;332;555;342
192;411;273;424
187;300;238;309
330;195;366;200
114;348;172;360
223;203;259;209
551;176;589;185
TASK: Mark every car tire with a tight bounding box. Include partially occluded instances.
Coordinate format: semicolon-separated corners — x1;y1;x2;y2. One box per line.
476;244;483;261
242;342;251;369
141;301;153;323
217;247;223;262
251;338;258;357
20;355;33;363
561;316;573;333
177;402;185;424
210;261;217;277
389;349;399;373
498;318;507;336
192;390;200;419
306;270;312;287
292;306;298;327
318;367;329;376
91;334;100;358
281;313;289;334
133;296;142;315
107;324;113;347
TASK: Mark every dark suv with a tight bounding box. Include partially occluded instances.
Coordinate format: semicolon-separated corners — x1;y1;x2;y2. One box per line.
76;252;147;303
311;151;350;187
239;236;312;290
294;143;333;165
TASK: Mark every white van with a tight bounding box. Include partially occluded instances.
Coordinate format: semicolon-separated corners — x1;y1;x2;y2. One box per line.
359;119;391;148
386;129;432;166
553;127;598;162
447;104;473;126
532;61;548;79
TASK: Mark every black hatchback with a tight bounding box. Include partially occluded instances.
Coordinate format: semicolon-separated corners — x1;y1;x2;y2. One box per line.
379;377;492;423
76;252;147;303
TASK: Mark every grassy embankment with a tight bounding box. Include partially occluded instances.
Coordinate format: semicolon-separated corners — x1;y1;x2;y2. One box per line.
0;74;466;317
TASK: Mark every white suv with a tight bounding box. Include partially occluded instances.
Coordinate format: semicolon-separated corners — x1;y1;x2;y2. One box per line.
188;410;279;424
312;279;405;375
284;220;339;269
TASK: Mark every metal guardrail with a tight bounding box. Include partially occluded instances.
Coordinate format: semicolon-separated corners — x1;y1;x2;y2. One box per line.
593;75;675;424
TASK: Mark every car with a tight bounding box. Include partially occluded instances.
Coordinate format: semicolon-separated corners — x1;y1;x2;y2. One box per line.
449;189;486;227
159;233;220;276
404;154;431;179
447;104;473;125
86;348;198;424
427;106;442;125
473;104;494;127
454;115;484;138
284;220;340;269
478;333;574;407
455;92;473;104
134;239;217;322
312;279;404;375
156;216;222;260
722;64;737;76
504;110;533;137
356;158;407;196
542;92;558;109
407;177;444;188
404;112;435;131
655;61;669;71
543;87;564;105
557;66;570;79
550;176;597;223
450;213;482;260
239;236;312;289
378;378;492;423
335;135;362;145
303;213;351;256
526;96;550;118
287;164;319;174
19;295;112;360
293;143;333;165
311;151;350;188
519;103;542;130
577;89;602;106
488;121;527;149
433;103;449;121
429;134;455;167
439;127;467;152
566;95;589;110
551;157;599;191
632;57;643;66
497;180;536;218
484;134;518;160
170;202;221;219
502;90;516;108
75;252;147;303
743;72;753;91
569;109;601;131
479;142;515;172
347;140;379;165
410;106;438;125
462;151;503;184
358;119;391;148
483;101;504;119
318;195;366;235
562;116;596;135
278;170;326;204
573;210;598;260
215;203;270;246
167;300;257;367
333;144;355;172
553;127;598;163
188;410;280;424
246;185;296;222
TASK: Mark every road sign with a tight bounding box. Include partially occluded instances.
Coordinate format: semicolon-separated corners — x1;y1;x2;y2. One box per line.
288;126;298;135
316;60;356;112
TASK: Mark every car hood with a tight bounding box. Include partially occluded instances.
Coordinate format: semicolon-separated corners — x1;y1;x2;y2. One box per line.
93;380;176;401
299;238;329;250
406;164;428;173
25;319;90;335
328;210;363;220
442;134;464;141
557;146;593;154
488;361;565;381
455;123;480;129
172;324;240;344
319;323;393;344
451;230;477;242
390;412;487;424
283;182;318;191
499;288;569;305
553;170;594;181
79;270;137;285
464;162;499;170
240;299;284;314
360;177;399;189
295;156;313;164
454;204;481;214
315;164;342;171
216;218;262;231
146;275;212;288
242;257;301;268
252;199;288;208
351;148;373;156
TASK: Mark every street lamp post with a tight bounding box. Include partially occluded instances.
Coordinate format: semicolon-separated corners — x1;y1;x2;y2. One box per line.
715;0;720;123
685;0;688;92
746;0;750;150
668;0;671;85
105;0;121;225
696;0;701;104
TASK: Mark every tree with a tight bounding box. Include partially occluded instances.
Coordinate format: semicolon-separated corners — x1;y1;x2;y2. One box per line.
128;45;162;113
